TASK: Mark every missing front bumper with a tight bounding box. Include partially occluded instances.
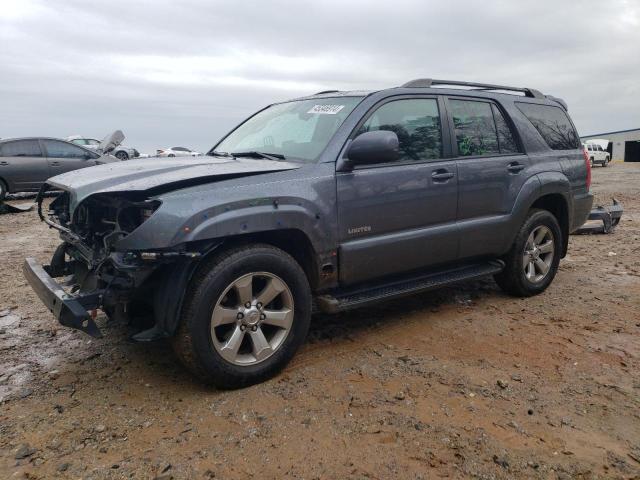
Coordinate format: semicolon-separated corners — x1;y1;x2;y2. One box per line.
23;258;104;338
573;199;624;235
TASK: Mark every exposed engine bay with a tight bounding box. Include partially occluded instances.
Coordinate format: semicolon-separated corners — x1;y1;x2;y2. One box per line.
45;190;160;264
34;185;209;340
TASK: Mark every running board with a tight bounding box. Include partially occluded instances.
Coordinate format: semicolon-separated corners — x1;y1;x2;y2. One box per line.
316;261;504;313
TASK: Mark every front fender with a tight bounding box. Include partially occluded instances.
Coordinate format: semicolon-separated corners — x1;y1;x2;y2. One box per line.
177;200;327;253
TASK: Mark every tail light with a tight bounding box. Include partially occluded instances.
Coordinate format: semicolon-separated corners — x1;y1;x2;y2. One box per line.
582;148;591;191
156;149;164;155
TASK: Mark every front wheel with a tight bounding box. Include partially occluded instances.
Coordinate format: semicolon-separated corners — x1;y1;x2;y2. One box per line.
0;179;7;201
494;209;562;297
172;244;311;388
115;151;129;160
603;158;609;167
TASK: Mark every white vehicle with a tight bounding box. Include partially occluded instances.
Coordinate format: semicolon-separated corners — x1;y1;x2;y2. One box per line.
582;142;610;167
156;146;202;158
67;134;139;161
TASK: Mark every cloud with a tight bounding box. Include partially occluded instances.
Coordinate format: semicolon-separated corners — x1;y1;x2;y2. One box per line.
0;0;638;151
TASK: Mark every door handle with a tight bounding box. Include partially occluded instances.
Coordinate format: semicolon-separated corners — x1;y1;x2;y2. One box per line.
50;161;61;167
507;162;525;173
431;170;455;182
0;161;8;166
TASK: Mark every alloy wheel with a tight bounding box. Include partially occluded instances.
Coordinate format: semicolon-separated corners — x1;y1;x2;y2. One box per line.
522;225;554;283
210;272;294;366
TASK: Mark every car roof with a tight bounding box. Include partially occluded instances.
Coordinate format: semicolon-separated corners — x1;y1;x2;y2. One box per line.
287;78;567;110
0;136;77;143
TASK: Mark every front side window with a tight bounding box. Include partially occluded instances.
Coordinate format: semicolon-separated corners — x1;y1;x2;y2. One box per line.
0;140;42;157
450;100;500;156
215;97;363;162
42;140;89;159
516;103;580;150
356;98;443;162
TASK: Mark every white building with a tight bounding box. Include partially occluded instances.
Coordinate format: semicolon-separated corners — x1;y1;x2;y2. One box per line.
581;128;640;162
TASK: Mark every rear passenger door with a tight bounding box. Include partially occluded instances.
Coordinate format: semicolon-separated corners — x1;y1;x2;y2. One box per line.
0;139;49;191
337;96;459;285
446;97;530;260
41;139;94;176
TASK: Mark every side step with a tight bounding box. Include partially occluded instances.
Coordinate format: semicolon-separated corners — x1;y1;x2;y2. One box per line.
316;261;504;313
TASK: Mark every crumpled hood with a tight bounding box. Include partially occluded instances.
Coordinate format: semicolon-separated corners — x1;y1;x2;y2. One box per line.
46;156;301;211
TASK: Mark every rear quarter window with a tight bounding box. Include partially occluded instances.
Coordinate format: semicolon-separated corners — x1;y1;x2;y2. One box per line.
516;103;580;150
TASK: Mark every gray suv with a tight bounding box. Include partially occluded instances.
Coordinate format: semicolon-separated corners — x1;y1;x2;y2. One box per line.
24;79;593;388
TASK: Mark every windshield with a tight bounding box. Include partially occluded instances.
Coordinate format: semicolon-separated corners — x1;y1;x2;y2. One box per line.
213;97;364;162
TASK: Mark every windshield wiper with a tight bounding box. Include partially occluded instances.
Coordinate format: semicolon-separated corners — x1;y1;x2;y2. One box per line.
231;151;286;161
209;150;233;157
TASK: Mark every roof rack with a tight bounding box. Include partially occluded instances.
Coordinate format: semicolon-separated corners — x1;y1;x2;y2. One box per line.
400;78;545;99
313;89;340;95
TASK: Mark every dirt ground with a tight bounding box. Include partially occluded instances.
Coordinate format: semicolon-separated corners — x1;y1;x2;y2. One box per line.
1;164;639;480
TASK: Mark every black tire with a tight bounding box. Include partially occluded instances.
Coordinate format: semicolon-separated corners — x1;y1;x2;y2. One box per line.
168;153;175;158
0;179;7;201
603;159;609;167
115;151;129;160
172;244;311;389
494;209;562;297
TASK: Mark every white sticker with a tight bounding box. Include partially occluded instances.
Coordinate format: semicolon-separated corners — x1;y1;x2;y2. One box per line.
307;104;345;115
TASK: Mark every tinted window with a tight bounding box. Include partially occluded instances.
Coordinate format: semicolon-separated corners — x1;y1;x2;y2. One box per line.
357;99;442;161
70;139;85;145
516;103;580;150
491;104;519;154
173;147;188;151
450;100;499;156
42;140;89;159
0;140;42;157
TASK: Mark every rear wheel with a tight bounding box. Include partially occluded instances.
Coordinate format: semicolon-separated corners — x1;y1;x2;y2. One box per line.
172;244;311;388
494;209;562;297
0;179;7;201
115;151;129;160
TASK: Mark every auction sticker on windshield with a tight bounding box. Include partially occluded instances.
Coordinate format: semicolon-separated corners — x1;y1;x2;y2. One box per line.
307;104;345;114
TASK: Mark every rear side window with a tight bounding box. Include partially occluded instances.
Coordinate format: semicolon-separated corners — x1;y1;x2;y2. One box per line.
42;140;90;159
516;103;580;150
0;140;42;157
357;98;443;162
450;100;500;156
491;105;519;154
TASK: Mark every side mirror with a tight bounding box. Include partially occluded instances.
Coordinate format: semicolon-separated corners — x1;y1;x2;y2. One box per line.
83;153;93;160
342;130;399;170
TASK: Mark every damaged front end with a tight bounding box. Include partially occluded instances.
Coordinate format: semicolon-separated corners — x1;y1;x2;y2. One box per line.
24;185;209;340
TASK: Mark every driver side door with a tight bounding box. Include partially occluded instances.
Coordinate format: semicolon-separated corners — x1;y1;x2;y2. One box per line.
336;96;459;285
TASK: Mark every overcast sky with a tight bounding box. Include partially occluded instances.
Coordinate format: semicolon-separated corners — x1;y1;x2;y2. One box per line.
1;0;638;153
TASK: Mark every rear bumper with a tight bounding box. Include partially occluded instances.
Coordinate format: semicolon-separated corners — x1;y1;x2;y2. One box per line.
571;193;594;232
23;258;103;337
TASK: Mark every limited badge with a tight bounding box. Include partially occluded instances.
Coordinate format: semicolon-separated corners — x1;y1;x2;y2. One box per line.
307;104;345;114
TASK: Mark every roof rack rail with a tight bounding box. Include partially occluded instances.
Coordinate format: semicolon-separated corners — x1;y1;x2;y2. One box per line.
400;78;545;99
313;89;340;95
